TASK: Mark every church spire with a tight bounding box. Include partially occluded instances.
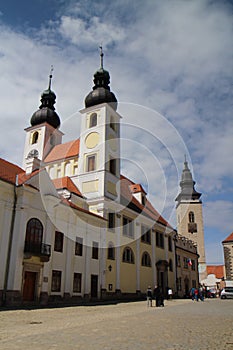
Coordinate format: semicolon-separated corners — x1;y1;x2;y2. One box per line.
175;159;201;204
30;67;60;129
84;47;118;110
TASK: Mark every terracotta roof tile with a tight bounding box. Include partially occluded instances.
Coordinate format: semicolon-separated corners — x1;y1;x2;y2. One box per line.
44;139;80;163
206;265;225;279
222;232;233;243
0;158;24;184
120;175;173;229
18;169;42;185
53;177;83;197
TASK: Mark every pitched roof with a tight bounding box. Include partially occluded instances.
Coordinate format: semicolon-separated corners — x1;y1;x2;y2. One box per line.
206;265;225;279
120;175;172;229
53;177;83;197
222;232;233;243
0;158;24;185
44;139;80;163
18;169;42;185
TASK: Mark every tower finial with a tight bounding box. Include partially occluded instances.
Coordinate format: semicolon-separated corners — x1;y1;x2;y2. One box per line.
184;154;187;163
99;45;104;69
48;65;54;90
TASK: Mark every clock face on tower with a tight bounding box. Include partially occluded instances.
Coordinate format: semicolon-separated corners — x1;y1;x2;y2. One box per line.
27;149;39;159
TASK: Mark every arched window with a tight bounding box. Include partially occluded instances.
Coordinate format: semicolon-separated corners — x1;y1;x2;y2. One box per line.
110;116;117;132
107;242;115;260
141;252;151;267
122;247;134;264
25;218;43;252
189;211;195;223
31;131;39;144
89;113;97;128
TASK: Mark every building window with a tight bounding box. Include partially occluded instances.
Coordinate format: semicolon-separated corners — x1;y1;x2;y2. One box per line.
191;260;196;271
168;236;173;252
54;231;64;252
189;211;195;223
169;259;173;272
122;247;134;264
24;218;43;252
177;277;182;291
89;113;97;128
156;231;164;249
92;241;99;259
108;243;115;260
31;131;39;144
110;116;117;132
108;212;115;231
122;216;134;238
75;237;83;256
141;252;151;267
109;158;117;175
51;270;62;292
86;154;96;172
183;257;188;269
73;273;82;293
141;226;151;244
192;280;196;288
176;255;181;267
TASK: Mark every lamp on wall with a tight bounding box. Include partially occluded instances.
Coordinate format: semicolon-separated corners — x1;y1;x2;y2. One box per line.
108;265;112;272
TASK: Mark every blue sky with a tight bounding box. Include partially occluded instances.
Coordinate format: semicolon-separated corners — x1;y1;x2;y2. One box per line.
0;0;232;265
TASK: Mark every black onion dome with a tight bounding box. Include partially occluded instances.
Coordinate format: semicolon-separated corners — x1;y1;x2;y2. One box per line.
30;71;60;129
85;48;118;110
175;160;201;202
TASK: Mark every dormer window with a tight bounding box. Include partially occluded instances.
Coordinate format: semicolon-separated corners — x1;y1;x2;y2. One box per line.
89;113;97;128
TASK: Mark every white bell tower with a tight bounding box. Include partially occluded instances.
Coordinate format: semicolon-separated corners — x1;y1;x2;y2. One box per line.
73;48;121;211
22;69;63;173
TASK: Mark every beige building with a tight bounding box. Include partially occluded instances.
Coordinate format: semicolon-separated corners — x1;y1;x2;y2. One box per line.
176;160;207;282
175;234;199;297
222;232;233;281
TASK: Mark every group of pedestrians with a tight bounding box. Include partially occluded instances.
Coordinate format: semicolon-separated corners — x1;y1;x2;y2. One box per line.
146;285;165;307
190;286;204;301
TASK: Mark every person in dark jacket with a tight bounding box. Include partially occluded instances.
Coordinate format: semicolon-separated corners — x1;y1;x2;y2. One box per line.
146;286;153;307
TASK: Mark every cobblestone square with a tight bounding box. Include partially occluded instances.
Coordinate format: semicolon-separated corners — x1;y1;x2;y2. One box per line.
0;298;233;350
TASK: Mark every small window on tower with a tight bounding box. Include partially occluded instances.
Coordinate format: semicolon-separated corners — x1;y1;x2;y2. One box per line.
189;211;195;223
86;154;96;172
31;131;39;144
89;113;97;128
109;158;116;175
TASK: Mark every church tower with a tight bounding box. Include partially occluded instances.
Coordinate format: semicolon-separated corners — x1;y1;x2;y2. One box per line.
176;159;207;281
22;69;63;173
75;48;121;216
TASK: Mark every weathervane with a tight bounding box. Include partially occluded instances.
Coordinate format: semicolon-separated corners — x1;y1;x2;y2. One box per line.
48;65;54;90
99;45;104;69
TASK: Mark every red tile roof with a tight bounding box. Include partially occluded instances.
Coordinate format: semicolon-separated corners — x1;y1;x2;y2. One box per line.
129;183;147;194
206;265;225;279
0;158;24;184
120;175;173;229
222;232;233;243
53;177;83;197
60;197;106;221
44;139;80;163
18;169;42;185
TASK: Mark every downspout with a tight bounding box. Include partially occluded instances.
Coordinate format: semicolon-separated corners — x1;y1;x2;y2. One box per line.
2;175;18;305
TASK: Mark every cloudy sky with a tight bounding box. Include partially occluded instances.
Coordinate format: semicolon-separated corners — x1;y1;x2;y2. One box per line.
0;0;232;265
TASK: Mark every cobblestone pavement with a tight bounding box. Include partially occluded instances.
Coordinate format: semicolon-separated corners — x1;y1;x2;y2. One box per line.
0;298;233;350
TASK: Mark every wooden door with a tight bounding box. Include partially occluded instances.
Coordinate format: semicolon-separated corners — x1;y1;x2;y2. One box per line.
23;271;37;301
91;275;98;298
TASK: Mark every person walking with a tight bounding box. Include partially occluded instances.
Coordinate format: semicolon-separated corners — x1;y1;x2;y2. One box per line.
146;286;153;307
153;285;160;307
